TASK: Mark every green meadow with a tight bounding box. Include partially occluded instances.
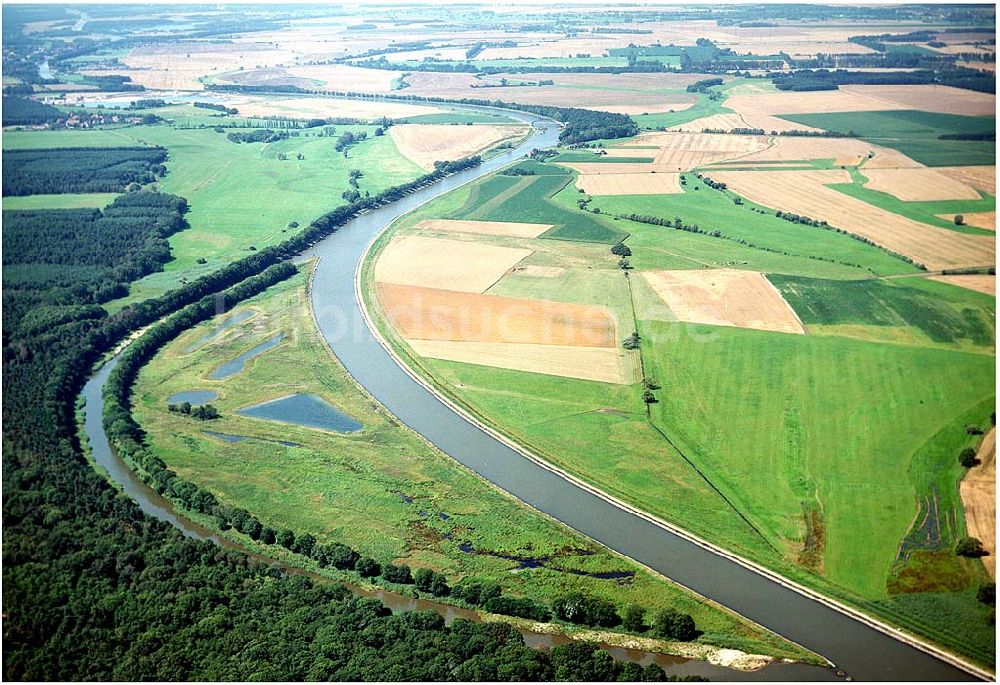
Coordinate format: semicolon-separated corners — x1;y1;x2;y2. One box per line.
1;192;119;209
777;110;996;167
3;110;426;308
131;268;812;662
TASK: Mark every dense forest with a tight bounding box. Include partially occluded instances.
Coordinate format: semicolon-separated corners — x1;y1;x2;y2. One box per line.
2;152;695;679
3;192;189;332
772;67;995;93
2;147;168;196
1;95;63;126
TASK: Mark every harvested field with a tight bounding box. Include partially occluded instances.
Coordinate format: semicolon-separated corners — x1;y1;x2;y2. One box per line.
403;71;701;112
414;219;551;239
840;85;996;117
960;427;996;577
641;269;806;335
727;85;997;132
730;137;920;168
927;274;996;296
377;283;617;347
620;132;770;170
709;169;997;270
85;42;296;90
668;113;750;133
576;172;682;196
407;339;633;384
284;64;402;93
600;101;695;116
863;168;983;202
936;166;997;195
374;236;531;293
935;212;995;232
229;96;441;121
389;124;528;170
510;265;565;278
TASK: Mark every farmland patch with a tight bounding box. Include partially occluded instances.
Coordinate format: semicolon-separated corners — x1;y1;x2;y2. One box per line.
641;269;805;335
374;235;532;292
414;218;552;239
389;123;528;171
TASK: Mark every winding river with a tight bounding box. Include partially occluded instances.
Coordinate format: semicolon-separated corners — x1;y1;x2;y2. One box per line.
82;104;984;681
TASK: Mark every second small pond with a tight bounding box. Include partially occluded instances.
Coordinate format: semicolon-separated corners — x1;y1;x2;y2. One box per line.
236;393;363;433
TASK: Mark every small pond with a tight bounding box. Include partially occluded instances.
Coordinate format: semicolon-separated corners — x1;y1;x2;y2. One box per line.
186;310;255;352
209;333;284;380
168;390;218;405
236;393;362;433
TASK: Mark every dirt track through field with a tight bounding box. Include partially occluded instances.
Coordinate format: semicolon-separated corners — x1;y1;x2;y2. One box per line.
960;427;996;577
374;235;532;292
377;283;617;347
641;269;806;334
710;169;997;270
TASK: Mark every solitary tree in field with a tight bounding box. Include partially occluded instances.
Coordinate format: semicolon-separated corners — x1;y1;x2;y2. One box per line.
956;536;986;557
959;447;979;468
955;214;966;226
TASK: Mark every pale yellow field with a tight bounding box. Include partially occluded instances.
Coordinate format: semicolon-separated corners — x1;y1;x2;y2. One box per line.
389;124;528;170
617;132;770;169
960;428;996;578
727;84;997;132
229;96;442;120
728;137;920;168
414;219;552;239
599;101;696;116
710;170;997;270
934;212;995;232
641;269;806;335
841;84;995;116
862;168;983;201
668;113;751;133
406;339;634;385
927;274;996;296
377;283;617;347
284;64;402;93
84;42;296;90
374;236;531;292
936;166;997;195
403;71;701;112
576;172;683;196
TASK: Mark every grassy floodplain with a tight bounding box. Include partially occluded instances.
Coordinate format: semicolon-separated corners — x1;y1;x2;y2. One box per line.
130;267;816;664
2;106;426;308
362;158;996;667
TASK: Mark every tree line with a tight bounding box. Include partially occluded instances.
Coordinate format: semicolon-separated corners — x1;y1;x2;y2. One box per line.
207;83;640;144
2;146;168;196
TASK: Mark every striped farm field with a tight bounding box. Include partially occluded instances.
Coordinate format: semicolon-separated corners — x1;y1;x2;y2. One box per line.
709;169;996;270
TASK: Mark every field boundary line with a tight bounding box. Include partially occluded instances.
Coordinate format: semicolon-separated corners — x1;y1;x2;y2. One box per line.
350;172;995;682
